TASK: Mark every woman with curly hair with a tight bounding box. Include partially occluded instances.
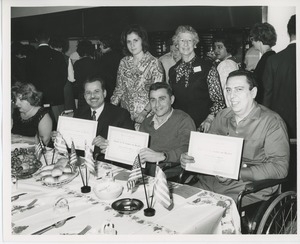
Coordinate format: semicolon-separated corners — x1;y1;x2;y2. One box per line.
110;24;164;130
169;25;225;132
250;22;277;103
11;82;52;145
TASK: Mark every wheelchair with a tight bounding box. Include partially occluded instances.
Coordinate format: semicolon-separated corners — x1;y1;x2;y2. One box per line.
179;139;297;234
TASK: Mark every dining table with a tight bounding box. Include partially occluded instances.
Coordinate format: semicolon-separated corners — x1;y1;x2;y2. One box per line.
9;145;241;240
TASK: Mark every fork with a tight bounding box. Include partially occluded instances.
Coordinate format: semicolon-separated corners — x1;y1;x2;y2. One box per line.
12;199;38;213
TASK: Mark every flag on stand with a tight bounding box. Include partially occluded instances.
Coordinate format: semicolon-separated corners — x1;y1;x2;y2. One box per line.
84;143;95;175
153;165;172;209
69;141;78;167
35;140;43;160
54;132;68;155
127;155;142;192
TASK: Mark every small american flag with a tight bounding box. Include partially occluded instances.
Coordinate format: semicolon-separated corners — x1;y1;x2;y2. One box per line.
127;155;142;191
84;143;95;175
153;165;172;209
54;132;68;155
69;141;78;167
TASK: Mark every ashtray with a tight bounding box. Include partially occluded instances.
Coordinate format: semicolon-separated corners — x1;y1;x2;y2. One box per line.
111;198;144;215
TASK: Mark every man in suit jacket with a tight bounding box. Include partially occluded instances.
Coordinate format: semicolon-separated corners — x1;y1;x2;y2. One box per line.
28;30;67;124
262;14;296;139
74;76;134;161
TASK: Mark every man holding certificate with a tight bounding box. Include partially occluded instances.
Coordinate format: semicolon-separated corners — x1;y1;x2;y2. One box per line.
139;82;196;180
180;70;289;206
52;76;134;160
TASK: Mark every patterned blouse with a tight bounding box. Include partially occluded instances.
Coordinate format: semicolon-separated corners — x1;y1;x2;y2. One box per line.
111;51;164;123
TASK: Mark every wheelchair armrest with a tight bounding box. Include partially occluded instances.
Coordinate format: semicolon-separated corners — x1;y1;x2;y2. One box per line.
243;178;287;194
237;177;287;212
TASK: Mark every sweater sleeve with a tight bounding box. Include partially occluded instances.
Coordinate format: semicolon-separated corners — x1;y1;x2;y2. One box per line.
166;115;196;163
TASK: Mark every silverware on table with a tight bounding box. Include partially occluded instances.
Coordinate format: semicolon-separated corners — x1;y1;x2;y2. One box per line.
12;199;38;213
32;216;76;235
11;193;27;201
78;225;92;235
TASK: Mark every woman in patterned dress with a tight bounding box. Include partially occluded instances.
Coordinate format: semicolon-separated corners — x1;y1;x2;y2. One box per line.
110;24;164;130
169;25;226;132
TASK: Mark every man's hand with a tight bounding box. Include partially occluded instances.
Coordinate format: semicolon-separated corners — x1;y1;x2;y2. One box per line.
139;148;165;164
92;136;108;154
51;131;58;142
180;152;195;170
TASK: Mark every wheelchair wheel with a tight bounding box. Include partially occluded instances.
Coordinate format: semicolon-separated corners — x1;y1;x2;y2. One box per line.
256;191;297;234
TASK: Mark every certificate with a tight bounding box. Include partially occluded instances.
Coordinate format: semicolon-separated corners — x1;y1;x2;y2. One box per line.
105;126;149;165
57;116;98;150
186;132;243;180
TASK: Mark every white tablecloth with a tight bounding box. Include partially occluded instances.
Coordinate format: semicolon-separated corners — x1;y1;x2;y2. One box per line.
11;162;241;236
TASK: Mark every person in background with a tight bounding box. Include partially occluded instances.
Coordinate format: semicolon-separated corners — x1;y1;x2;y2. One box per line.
180;70;289;206
11;42;28;85
244;46;260;71
213;34;239;106
11;82;53;146
27;29;67;124
49;37;76;111
169;25;225;132
139;82;196;180
97;35;122;102
250;22;277;103
159;39;181;83
73;39;99;109
110;24;164;130
263;14;296;139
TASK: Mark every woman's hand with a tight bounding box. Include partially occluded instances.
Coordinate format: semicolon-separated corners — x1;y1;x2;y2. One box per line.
198;116;213;133
135;110;148;124
180;152;195;170
139;148;165;164
92;136;109;154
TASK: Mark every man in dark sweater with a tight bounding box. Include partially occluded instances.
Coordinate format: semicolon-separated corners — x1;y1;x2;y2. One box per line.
139;82;196;180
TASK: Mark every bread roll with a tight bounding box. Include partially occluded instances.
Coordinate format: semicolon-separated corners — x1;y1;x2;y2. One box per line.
41;164;55;171
51;168;63;177
58;174;70;182
43;176;58;183
63;166;72;173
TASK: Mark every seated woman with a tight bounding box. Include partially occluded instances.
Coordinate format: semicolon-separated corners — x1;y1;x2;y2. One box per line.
11;82;52;145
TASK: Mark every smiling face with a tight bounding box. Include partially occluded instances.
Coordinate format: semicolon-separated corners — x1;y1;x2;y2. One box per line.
149;88;174;119
177;32;196;58
84;80;106;109
126;32;143;57
225;75;257;119
214;41;229;61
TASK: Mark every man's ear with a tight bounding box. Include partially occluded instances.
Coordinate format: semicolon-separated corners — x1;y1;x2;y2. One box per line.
103;89;107;98
251;87;257;99
171;95;175;105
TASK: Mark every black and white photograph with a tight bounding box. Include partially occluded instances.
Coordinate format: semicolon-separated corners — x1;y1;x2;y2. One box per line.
1;0;299;243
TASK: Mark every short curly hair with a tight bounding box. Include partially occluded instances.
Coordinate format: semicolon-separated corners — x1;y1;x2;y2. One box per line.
213;35;238;56
172;25;199;47
12;82;43;106
120;24;150;56
250;22;277;47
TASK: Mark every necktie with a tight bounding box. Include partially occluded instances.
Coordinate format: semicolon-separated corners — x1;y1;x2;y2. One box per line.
92;110;97;121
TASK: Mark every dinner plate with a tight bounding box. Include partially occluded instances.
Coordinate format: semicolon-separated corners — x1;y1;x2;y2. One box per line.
111;198;144;215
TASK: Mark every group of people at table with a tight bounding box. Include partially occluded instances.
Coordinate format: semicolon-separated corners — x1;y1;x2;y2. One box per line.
11;16;295;211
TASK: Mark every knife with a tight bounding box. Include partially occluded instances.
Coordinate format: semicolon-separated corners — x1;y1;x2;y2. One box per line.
31;216;76;235
11;193;27;201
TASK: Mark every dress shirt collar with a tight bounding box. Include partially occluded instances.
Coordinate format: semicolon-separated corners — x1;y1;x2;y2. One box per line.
38;43;49;47
151;108;174;130
90;103;104;121
290;40;296;44
225;101;260;122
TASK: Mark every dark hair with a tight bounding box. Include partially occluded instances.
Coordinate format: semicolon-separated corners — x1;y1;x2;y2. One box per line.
227;70;258;90
35;29;50;43
12;82;43;106
77;39;94;57
288;14;296;36
83;76;106;91
49;38;69;53
149;82;173;97
213;35;238;56
250;22;277;47
120;24;150;56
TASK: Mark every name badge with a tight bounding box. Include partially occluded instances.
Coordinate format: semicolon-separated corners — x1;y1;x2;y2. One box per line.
193;66;202;73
